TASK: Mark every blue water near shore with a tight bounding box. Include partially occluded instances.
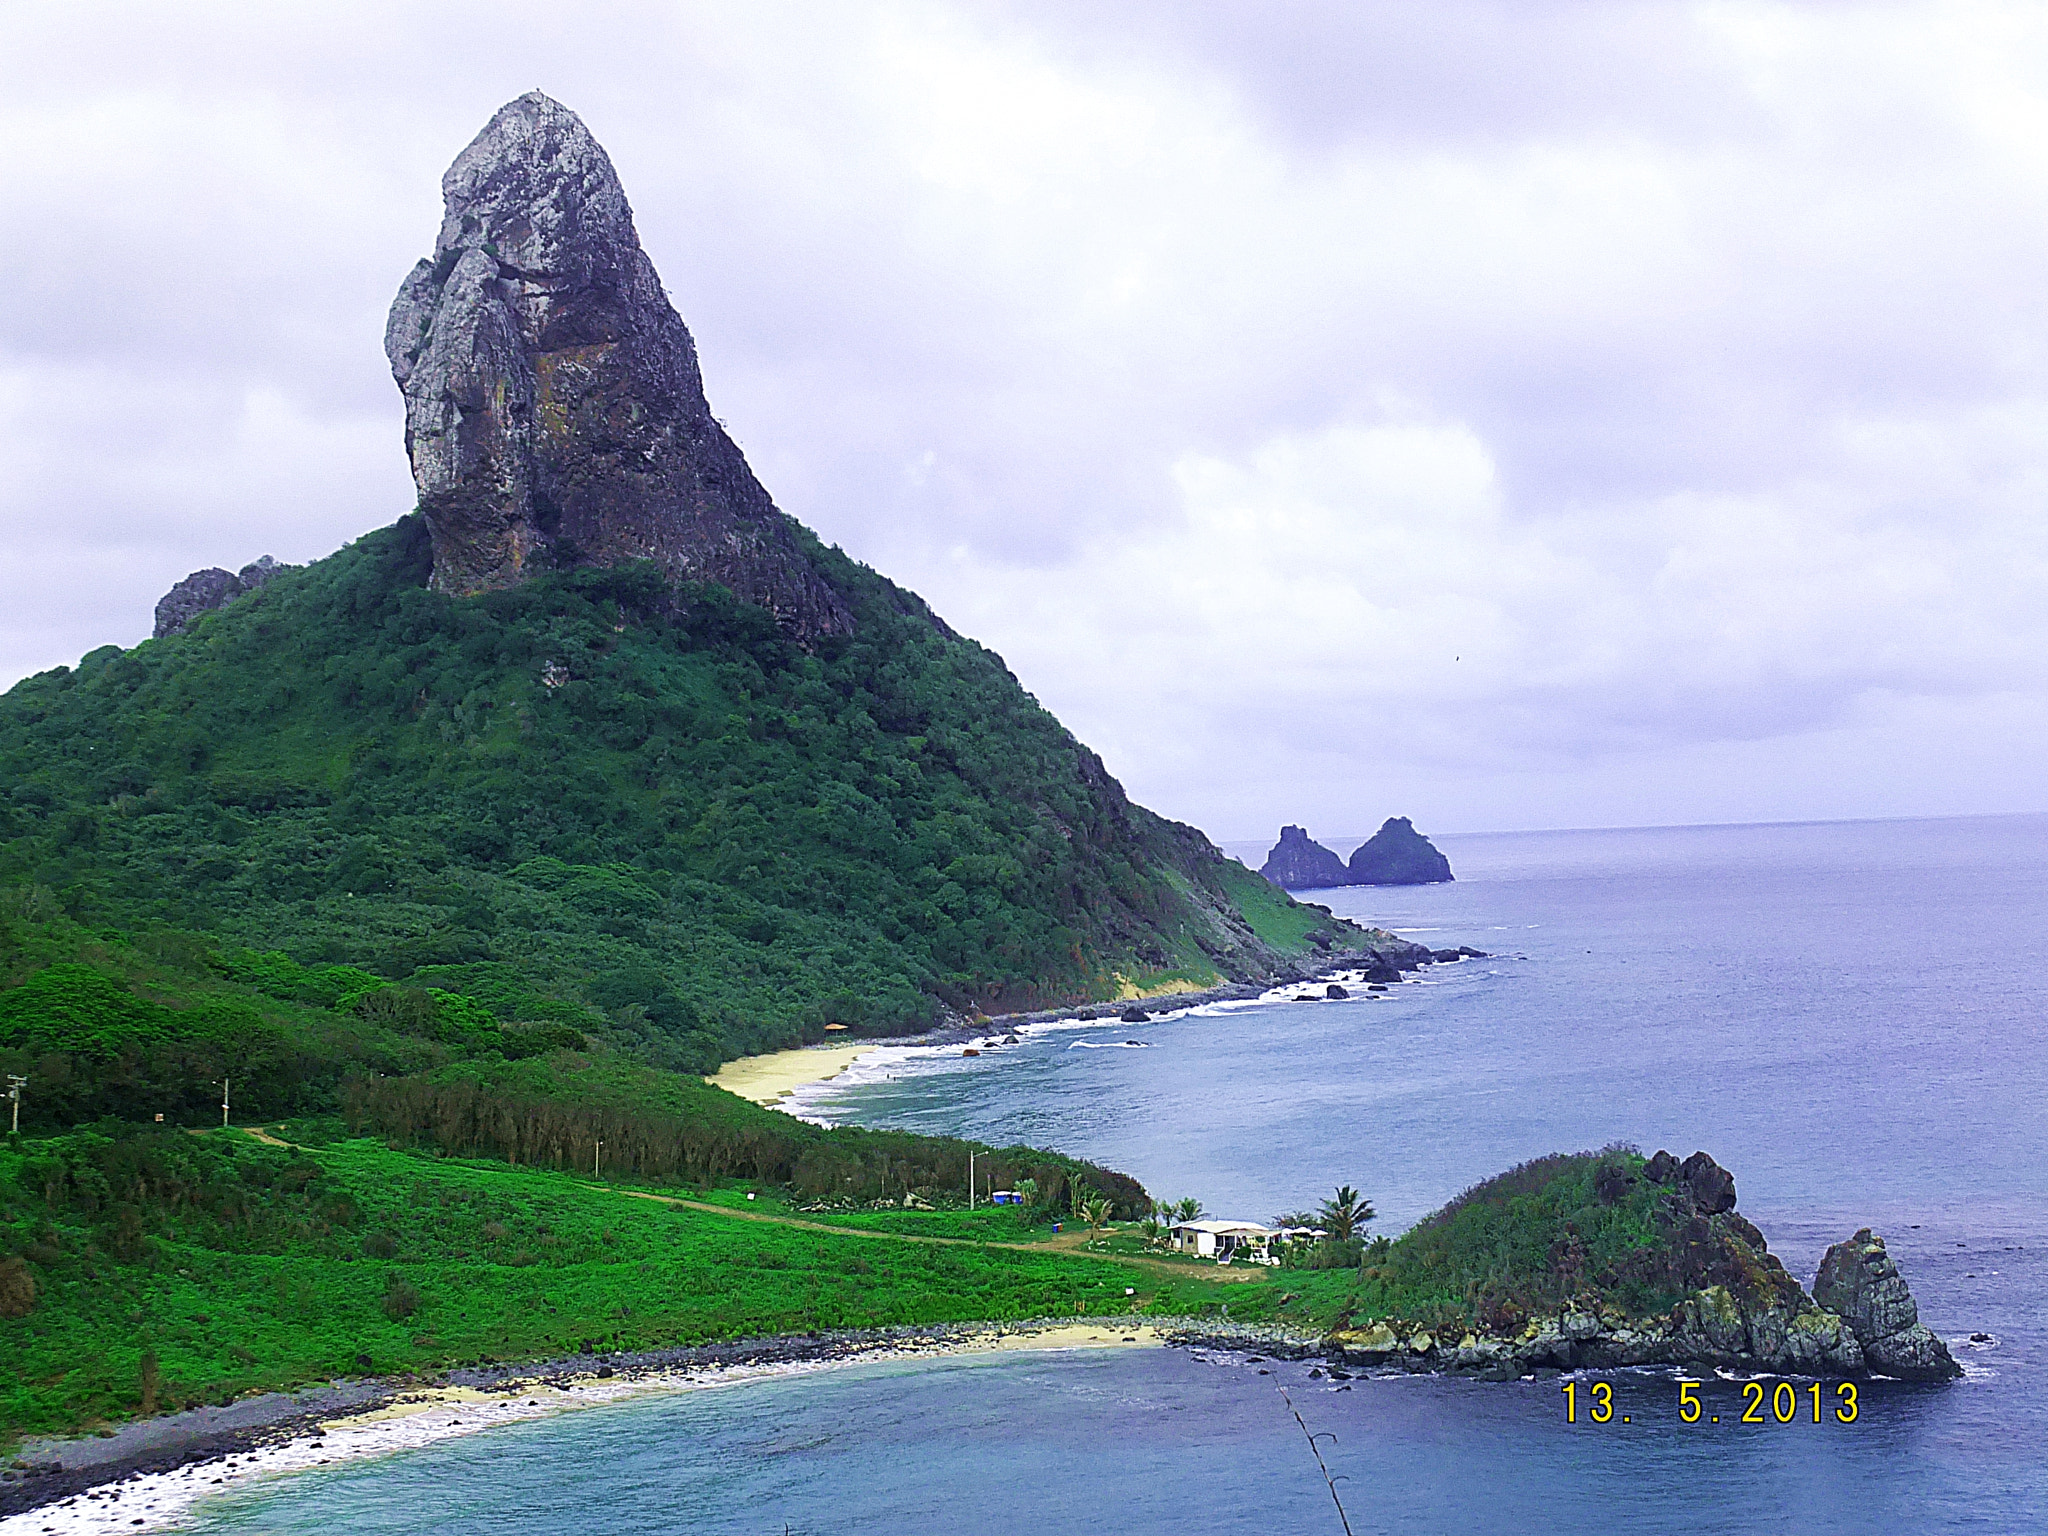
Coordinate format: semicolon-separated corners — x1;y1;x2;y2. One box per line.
187;815;2048;1533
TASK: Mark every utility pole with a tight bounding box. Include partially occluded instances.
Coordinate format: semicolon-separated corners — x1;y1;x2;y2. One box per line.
968;1149;976;1208
5;1075;23;1137
594;1139;603;1178
215;1077;229;1129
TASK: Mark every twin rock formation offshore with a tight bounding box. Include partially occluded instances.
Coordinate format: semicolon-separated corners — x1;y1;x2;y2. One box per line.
1261;817;1454;891
154;91;851;642
1329;1151;1962;1383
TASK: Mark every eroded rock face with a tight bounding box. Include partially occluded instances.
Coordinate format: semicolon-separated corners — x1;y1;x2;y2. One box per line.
1814;1229;1962;1381
386;92;852;638
153;557;297;638
1259;826;1352;890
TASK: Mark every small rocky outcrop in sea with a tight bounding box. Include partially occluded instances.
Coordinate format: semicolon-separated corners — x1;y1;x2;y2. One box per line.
152;556;295;638
1259;826;1353;890
1347;817;1454;886
386;92;852;639
1326;1150;1956;1382
1813;1228;1962;1381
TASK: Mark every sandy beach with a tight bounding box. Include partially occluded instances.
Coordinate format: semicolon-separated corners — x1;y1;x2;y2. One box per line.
707;1042;880;1104
0;1323;1180;1536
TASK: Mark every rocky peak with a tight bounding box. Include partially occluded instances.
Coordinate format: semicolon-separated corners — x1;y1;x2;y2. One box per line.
1259;825;1352;891
153;556;296;639
1347;816;1454;886
386;91;852;638
1814;1229;1962;1380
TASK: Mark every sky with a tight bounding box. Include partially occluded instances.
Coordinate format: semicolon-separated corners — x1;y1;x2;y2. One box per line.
4;1;2048;845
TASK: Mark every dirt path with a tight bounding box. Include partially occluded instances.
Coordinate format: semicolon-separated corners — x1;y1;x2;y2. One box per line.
212;1128;1262;1285
600;1187;1269;1283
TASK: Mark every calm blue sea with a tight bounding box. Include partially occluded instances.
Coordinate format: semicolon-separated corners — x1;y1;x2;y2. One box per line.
187;815;2048;1534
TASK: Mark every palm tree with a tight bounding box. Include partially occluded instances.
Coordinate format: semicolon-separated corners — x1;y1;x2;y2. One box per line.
1272;1210;1320;1231
1172;1196;1204;1224
1079;1195;1113;1242
1319;1186;1374;1242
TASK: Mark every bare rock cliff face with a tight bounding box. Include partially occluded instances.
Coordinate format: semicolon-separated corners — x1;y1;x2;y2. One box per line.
1814;1228;1962;1380
385;92;851;638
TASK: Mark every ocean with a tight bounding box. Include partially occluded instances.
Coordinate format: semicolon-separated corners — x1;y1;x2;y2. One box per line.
180;815;2048;1533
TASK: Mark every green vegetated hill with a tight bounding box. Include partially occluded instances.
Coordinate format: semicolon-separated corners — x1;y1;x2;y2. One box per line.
1269;1149;1685;1335
0;516;1341;1078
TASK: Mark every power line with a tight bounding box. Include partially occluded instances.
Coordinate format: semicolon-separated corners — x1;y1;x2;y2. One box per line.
1279;1385;1354;1536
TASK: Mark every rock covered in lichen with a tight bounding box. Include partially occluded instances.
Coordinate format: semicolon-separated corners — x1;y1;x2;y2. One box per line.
386;92;852;639
1813;1229;1962;1381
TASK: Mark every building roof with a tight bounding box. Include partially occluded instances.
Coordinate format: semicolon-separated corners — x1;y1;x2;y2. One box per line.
1170;1220;1275;1236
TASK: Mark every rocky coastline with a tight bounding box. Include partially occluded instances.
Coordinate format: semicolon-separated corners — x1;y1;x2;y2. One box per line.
935;935;1471;1040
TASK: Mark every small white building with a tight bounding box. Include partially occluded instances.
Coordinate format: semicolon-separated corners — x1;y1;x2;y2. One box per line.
1169;1220;1272;1262
1168;1220;1325;1265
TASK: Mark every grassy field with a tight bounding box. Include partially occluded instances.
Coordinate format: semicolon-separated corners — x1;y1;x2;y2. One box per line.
0;1126;1252;1449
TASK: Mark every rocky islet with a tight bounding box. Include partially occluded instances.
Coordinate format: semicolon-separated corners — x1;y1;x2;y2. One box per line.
1259;817;1455;890
1326;1151;1961;1382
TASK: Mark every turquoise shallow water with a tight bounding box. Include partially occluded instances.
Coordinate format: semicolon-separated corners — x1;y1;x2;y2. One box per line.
187;815;2048;1533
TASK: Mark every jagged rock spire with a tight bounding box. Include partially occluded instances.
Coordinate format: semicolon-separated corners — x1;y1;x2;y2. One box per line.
386;91;851;636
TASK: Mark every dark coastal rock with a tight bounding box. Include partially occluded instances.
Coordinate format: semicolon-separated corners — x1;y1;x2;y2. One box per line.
152;557;297;639
1258;826;1352;890
1679;1150;1737;1214
1357;950;1405;984
1119;1007;1149;1023
386;92;852;638
1814;1229;1963;1380
1346;817;1454;886
1325;983;1349;999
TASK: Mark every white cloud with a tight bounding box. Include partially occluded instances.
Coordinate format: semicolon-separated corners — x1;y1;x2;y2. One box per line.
2;0;2047;834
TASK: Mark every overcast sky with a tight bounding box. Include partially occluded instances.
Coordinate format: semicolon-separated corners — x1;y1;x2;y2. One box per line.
4;1;2047;843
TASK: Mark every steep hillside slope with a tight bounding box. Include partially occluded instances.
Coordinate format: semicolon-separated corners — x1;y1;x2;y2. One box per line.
0;518;1331;1070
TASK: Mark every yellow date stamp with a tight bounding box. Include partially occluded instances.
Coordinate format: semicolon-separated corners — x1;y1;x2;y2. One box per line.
1562;1379;1860;1424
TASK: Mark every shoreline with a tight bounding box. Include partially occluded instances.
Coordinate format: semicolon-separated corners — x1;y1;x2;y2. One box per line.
770;944;1474;1120
751;939;1459;1100
0;1319;1266;1532
706;1042;883;1104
